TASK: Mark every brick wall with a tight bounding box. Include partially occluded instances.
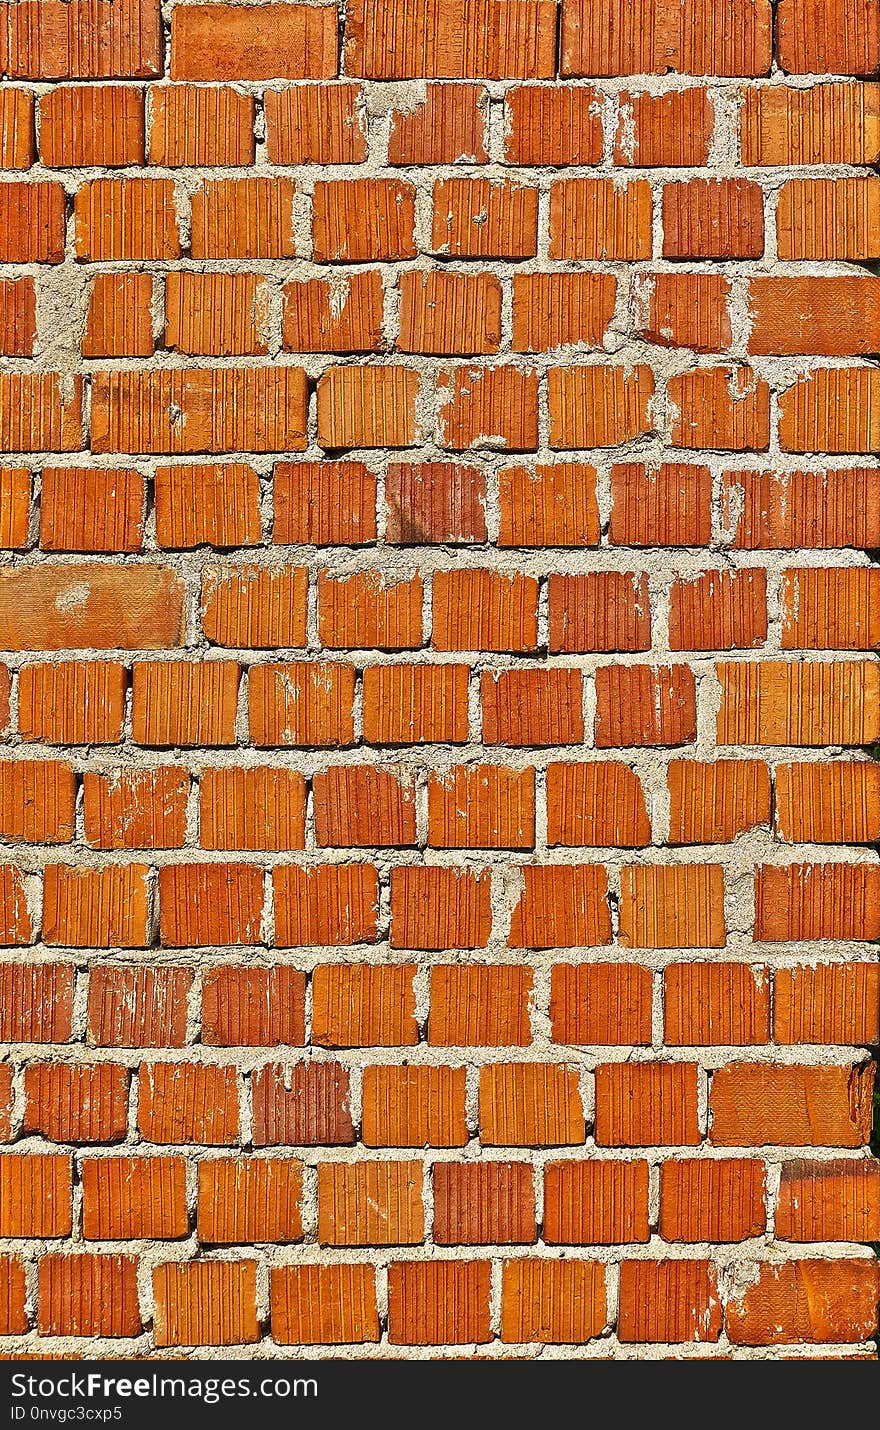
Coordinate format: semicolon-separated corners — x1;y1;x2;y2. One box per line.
0;0;878;1359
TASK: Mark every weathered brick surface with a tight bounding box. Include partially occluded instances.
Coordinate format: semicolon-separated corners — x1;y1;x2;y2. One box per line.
0;0;875;1364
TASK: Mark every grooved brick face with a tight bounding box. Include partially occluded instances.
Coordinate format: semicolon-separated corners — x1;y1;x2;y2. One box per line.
1;0;877;1365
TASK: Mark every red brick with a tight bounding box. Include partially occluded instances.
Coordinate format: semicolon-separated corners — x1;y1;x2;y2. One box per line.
497;463;600;547
0;278;35;356
777;176;880;261
727;1259;880;1346
23;1063;129;1143
74;177;178;260
318;1160;423;1246
155;464;261;548
716;659;880;747
265;84;366;164
81;1155;188;1241
83;767;187;851
361;1066;468;1147
400;270;502;356
273;864;378;947
482;668;585;746
509;865;612;948
778;367;880;454
620;864;725;949
318;570;422;650
742;85;880;167
0;1154;72;1237
428;764;535;849
0;758;76;843
273;461;377;546
501;1259;607;1343
271;1265;379;1345
385;461;486;544
0;963;74;1043
438;365;539;452
198;1158;303;1244
345;0;558;79
251;1062;354;1147
780;567;880;650
313;765;416;848
0;1258;27;1334
549;178;653;259
776;1159;880;1243
39;84;143;165
152;1261;258;1347
248;661;355;748
43;863;150;948
549;572;651;653
543;1159;650;1244
660;1158;766;1242
546;762;651;847
0;372;83;452
668;760;771;844
505;84;602;164
313;178;415;262
560;0;772;77
388;83;487;164
594;1063;702;1146
609;462;711;546
0;180;65;262
550;964;653;1045
132;660;240;747
391;867;491;949
433;1161;534;1244
774;762;880;844
594;664;697;749
429;964;532;1046
39;468;143;553
166;272;269;357
201;565;308;649
709;1062;875;1148
317;365;419;448
363;663;470;745
433;569;538;652
432;177;538;258
18;661;126;745
0;88;34;169
635;271;732;352
282;271;384;354
3;1;163;80
773;963;879;1046
0;469;30;548
614;87;713;166
776;0;880;75
665;962;770;1045
618;1260;722;1343
512;272;617;353
548;365;655;448
0;865;29;946
199;767;306;851
138;1062;239;1145
0;563;183;652
663;178;764;258
202;966;306;1047
755;863;880;943
669;568;768;650
37;1253;141;1338
749;276;880;356
83;273;154;358
149;84;256;166
170;4;337;81
159;862;263;947
387;1260;491;1346
189;177;294;258
312;962;416;1047
87;965;192;1048
480;1064;585;1146
668;366;770;451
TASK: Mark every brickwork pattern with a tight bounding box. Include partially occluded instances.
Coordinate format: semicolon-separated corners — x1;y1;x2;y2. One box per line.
0;0;878;1359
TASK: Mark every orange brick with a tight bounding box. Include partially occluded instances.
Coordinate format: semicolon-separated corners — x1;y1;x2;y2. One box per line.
363;663;470;744
741;83;880;166
251;1062;354;1147
317;570;423;650
755;863;880;943
428;964;532;1046
198;1158;302;1244
780;567;880;650
42;863;150;948
0;963;74;1043
512;272;617;353
497;463;600;547
0;372;83;452
481;668;585;746
0;469;30;548
668;365;770;451
546;762;651;847
594;664;697;748
390;867;491;949
39;467;144;552
83;272;154;358
189;176;294;258
87;965;192;1048
0;1066;12;1142
437;365;539;452
199;767;306;851
385;460;486;544
318;1160;423;1246
387;1260;491;1346
152;1261;258;1347
428;764;535;849
665;962;770;1045
0;278;36;356
777;176;880;261
618;1260;721;1343
480;1064;585;1146
18;661;125;745
361;1066;468;1148
549;178;652;259
660;1158;766;1242
560;0;772;77
317;365;419;448
0;88;34;169
0;865;29;946
23;1063;129;1143
155;463;261;549
165;272;269;357
248;661;355;747
282;271;384;354
594;1063;702;1146
432;177;538;257
132;660;240;746
609;462;711;546
668;759;771;844
776;1159;880;1243
313;765;417;848
73;177;178;260
620;864;725;949
83;767;188;851
399;270;501;356
158;863;263;947
433;569;538;652
669;568;768;650
202;965;306;1047
548;365;654;448
39;84;143;165
201;565;308;649
549;571;651;653
550;964;653;1045
777;0;880;74
149;84;256;166
716;659;880;746
773;963;880;1045
435;1161;536;1244
501;1259;606;1343
0;1257;27;1334
727;1259;880;1346
509;865;612;948
774;762;880;844
311;963;417;1047
544;1159;650;1244
0;1154;72;1237
265;84;366;164
779;367;880;454
614;87;713;165
81;1155;188;1240
91;368;307;455
271;1264;379;1345
138;1063;239;1145
748;275;880;357
663;178;763;258
0;563;183;652
3;0;163;80
345;0;557;79
709;1062;874;1148
388;83;487;164
0;666;8;735
0;180;65;262
170;4;337;81
505;84;602;164
273;460;377;546
313;178;415;261
635;271;732;353
273;864;379;947
37;1253;141;1338
0;758;76;843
